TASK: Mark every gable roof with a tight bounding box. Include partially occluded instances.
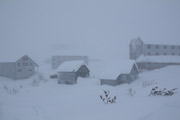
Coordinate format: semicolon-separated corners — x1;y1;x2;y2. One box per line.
136;55;180;63
57;60;89;72
0;55;38;66
16;55;39;67
94;59;136;79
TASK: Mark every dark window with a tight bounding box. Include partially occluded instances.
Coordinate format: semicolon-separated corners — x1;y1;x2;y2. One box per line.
164;45;167;49
148;45;151;49
164;53;167;55
156;52;159;55
17;63;20;66
156;45;159;49
171;45;175;49
148;52;151;55
23;63;28;66
22;56;28;61
172;53;174;55
29;69;32;72
17;69;22;72
29;63;32;66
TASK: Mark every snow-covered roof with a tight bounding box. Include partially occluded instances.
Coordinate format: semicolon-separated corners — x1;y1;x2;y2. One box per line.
92;59;136;79
136;55;180;63
57;60;89;72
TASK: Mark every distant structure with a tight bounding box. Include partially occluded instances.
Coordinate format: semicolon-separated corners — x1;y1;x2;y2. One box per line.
130;37;180;60
56;60;90;84
100;61;139;86
0;55;38;80
136;55;180;71
51;56;89;69
130;37;180;71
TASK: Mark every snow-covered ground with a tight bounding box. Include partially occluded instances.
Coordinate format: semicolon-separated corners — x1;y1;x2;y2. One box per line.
0;65;180;120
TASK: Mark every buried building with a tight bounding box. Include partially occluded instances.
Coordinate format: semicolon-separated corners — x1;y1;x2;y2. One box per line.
0;55;38;80
100;60;139;86
56;60;90;84
130;37;180;71
136;55;180;72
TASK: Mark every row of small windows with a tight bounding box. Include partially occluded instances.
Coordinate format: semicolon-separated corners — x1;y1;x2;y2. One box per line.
17;69;33;72
17;63;32;66
147;52;180;56
147;45;180;49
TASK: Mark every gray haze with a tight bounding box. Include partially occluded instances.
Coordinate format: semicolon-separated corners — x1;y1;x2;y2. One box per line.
0;0;180;64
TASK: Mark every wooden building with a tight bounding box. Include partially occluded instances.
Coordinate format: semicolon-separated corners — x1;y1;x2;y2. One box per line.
57;60;90;84
0;55;38;80
100;60;139;86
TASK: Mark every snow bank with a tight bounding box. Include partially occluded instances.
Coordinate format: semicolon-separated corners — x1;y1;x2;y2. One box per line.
0;66;180;120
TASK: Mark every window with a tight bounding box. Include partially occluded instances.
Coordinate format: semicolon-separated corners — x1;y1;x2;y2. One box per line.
156;52;159;55
17;63;20;66
148;45;151;49
164;53;167;55
17;69;22;72
23;63;28;66
172;53;174;55
148;52;151;55
179;46;180;49
22;56;28;61
121;75;126;81
171;45;175;49
156;45;159;49
179;53;180;56
29;69;32;72
164;45;167;49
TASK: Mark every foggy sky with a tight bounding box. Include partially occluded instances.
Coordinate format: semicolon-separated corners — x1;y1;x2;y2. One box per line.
0;0;180;64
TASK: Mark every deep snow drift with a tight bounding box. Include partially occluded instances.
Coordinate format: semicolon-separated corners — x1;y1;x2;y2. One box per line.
0;65;180;120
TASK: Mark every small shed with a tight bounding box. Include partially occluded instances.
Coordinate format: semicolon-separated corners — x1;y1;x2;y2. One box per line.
100;60;139;86
57;60;90;84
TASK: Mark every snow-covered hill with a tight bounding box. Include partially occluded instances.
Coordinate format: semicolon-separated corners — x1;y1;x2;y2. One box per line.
0;66;180;120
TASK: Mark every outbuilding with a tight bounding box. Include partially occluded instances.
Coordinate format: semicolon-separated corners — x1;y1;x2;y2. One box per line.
57;60;90;84
100;60;139;86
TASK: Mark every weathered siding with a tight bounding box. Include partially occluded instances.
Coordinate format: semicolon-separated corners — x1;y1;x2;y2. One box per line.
0;62;16;79
116;64;139;85
0;55;38;80
58;72;77;84
100;79;117;86
117;74;130;84
52;56;89;69
76;65;90;78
